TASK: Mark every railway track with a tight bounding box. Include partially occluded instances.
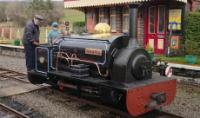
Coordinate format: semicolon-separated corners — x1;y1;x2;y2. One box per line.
0;103;29;118
0;68;28;83
0;68;190;117
0;68;46;117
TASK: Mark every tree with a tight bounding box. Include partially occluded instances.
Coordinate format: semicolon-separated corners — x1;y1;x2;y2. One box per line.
27;0;64;26
5;2;28;26
0;0;64;26
184;12;200;55
46;0;53;10
0;3;7;22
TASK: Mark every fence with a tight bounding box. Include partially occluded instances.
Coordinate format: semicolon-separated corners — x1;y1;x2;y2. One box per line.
0;26;49;44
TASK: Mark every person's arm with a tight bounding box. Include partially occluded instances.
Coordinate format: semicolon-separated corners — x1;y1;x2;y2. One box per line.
32;41;39;46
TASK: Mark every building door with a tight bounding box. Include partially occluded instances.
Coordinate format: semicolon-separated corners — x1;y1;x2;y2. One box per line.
146;6;166;54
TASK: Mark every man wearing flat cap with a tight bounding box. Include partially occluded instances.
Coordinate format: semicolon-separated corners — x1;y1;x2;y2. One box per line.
23;15;44;71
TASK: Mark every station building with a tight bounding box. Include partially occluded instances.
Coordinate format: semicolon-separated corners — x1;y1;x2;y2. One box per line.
64;0;199;54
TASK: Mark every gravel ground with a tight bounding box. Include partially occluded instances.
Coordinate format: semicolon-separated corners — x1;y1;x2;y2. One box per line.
0;55;200;118
9;89;113;118
0;55;26;73
165;84;200;118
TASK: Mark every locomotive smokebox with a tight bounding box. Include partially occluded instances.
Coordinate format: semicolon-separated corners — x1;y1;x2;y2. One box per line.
111;48;152;83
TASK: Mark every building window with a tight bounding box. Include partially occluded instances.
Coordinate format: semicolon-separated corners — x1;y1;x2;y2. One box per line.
99;8;109;24
122;7;129;33
158;6;165;33
110;7;117;32
99;8;104;23
149;6;156;33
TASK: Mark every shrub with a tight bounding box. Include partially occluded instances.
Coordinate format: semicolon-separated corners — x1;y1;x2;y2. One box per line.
72;21;86;34
73;21;85;28
14;39;20;46
184;12;200;55
185;40;198;55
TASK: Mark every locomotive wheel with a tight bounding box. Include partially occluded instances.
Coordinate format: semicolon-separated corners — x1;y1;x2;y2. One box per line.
28;71;46;84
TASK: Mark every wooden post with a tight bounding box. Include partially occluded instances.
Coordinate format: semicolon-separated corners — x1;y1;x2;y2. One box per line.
9;28;12;40
1;28;4;38
17;28;20;39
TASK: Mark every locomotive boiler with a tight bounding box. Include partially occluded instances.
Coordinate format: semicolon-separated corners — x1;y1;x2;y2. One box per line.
28;34;176;117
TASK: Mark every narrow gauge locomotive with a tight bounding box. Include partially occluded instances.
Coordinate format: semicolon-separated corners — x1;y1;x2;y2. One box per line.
28;34;176;117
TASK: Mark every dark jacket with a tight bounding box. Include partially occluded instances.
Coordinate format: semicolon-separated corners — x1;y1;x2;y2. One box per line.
23;20;40;47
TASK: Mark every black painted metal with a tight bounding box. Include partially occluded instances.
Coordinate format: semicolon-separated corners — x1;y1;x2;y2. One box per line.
59;35;129;68
111;48;152;83
129;4;139;47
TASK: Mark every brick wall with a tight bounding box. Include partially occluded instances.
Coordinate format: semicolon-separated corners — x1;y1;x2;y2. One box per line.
190;0;200;11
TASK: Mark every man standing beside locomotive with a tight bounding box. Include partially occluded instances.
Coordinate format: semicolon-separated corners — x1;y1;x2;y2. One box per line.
23;15;44;71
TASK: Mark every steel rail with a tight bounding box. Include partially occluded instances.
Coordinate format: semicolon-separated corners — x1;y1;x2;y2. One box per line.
0;103;30;118
0;68;28;83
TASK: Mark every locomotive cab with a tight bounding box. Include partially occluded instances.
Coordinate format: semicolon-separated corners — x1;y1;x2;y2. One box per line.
28;34;176;117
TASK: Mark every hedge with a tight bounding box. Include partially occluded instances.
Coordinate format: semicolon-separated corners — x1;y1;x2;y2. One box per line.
72;21;85;34
184;12;200;55
73;21;85;28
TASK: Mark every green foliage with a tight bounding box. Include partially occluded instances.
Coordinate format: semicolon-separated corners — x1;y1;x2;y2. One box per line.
14;39;20;46
61;9;85;23
73;21;85;28
73;21;85;34
185;40;199;55
28;0;53;16
156;55;200;65
184;12;200;55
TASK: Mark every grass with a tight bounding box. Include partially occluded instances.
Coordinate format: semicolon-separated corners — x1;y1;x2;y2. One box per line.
60;9;85;24
155;55;200;66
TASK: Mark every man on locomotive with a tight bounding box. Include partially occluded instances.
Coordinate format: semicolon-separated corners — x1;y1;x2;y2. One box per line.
23;15;44;71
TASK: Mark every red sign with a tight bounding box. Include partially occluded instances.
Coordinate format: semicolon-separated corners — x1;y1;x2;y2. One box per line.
85;48;102;56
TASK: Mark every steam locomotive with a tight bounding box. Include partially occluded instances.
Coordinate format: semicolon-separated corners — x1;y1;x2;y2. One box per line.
28;34;176;117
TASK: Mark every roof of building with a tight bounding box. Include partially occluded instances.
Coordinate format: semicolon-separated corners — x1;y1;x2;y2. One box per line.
64;0;187;8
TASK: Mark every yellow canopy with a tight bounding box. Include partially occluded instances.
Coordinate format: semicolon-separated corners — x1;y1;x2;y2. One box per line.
64;0;187;8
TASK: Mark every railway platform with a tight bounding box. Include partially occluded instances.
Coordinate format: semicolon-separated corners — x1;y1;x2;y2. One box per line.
0;44;24;58
168;63;200;71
